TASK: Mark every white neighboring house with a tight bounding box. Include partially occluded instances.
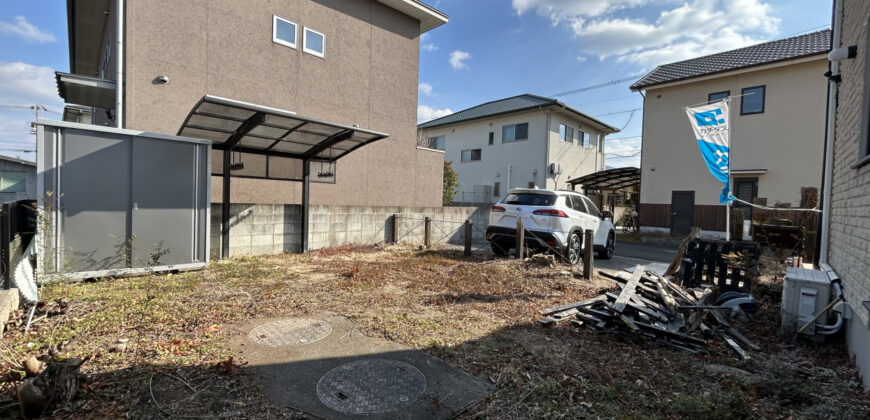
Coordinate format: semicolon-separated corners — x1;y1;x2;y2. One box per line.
418;94;619;205
0;155;36;204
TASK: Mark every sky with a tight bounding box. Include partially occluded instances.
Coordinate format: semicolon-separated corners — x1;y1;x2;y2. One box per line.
0;0;832;165
417;0;833;168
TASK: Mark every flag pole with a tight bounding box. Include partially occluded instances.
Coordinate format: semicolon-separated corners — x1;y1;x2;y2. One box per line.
725;97;732;242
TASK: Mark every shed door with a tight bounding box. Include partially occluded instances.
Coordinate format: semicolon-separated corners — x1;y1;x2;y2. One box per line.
59;129;132;273
670;191;694;235
130;138;200;265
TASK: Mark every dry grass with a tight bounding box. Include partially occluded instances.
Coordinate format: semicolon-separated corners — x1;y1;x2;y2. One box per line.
1;244;868;418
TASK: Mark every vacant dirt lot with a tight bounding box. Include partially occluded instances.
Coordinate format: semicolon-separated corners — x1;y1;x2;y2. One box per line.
2;245;868;418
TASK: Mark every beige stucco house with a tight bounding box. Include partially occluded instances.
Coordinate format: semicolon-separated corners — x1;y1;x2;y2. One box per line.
823;0;870;389
56;0;448;208
417;94;618;205
631;31;830;236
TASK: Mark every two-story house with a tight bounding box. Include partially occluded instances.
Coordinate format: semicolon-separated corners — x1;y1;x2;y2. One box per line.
417;94;618;205
823;0;870;389
630;31;830;236
56;0;448;209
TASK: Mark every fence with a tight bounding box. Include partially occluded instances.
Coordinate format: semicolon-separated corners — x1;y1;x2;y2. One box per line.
391;213;491;251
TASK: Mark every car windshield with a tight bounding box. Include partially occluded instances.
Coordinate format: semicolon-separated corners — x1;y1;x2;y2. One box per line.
502;193;557;206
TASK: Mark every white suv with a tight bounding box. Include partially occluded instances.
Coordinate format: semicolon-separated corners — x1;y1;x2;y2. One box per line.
485;188;616;264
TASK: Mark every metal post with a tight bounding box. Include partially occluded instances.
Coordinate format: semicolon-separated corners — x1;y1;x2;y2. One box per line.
464;219;472;256
302;159;310;252
424;217;431;248
516;217;525;259
583;229;594;280
391;214;399;243
221;150;230;259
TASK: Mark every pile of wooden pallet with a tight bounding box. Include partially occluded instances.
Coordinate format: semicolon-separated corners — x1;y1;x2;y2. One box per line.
538;265;760;359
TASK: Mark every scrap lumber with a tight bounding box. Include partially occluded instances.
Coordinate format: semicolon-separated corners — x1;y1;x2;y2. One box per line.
540;267;760;359
611;265;644;313
665;227;701;276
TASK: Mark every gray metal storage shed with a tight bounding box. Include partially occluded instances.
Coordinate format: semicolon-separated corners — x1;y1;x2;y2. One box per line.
36;120;211;280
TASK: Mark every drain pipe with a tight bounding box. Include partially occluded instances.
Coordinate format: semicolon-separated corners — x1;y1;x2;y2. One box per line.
819;0;842;265
115;0;124;128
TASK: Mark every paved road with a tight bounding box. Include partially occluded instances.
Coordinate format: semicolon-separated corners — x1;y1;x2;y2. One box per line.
596;241;679;275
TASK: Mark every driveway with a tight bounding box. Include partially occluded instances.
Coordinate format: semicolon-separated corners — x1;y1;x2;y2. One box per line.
596;240;678;275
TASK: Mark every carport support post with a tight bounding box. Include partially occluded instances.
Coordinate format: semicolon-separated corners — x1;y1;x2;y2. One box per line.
464;219;472;256
583;229;594;280
515;217;524;259
424;217;432;248
221;150;230;259
302;159;310;252
391;214;399;243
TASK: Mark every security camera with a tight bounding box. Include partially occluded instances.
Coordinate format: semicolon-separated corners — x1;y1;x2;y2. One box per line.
156;75;169;84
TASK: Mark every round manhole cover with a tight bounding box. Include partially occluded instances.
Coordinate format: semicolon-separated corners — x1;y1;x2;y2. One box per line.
248;319;332;347
316;359;427;415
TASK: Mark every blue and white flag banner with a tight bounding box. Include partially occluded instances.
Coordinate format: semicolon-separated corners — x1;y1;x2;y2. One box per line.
685;100;733;204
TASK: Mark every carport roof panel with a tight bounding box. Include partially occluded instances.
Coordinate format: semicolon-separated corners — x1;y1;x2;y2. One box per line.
568;167;640;191
178;95;389;161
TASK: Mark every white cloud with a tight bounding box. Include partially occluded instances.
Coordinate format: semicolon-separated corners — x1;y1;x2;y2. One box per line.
417;105;453;123
418;82;434;96
604;136;641;168
0;16;57;43
449;50;471;70
514;0;780;68
0;61;64;161
420;33;438;52
576;56;588;62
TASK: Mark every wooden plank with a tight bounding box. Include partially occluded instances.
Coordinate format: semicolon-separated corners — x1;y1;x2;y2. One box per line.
652;275;678;313
540;295;607;315
611;265;644;313
616;312;640;331
538;317;558;326
605;292;669;322
551;308;579;320
634;320;707;346
720;333;750;360
665;227;701;276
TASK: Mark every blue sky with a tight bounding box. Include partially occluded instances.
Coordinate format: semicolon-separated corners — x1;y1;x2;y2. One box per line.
0;0;832;165
417;0;833;167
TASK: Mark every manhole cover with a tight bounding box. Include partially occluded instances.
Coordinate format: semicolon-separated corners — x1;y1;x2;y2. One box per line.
248;318;332;347
316;359;427;414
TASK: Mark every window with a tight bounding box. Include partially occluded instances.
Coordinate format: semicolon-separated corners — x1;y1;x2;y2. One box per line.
502;193;556;206
559;124;567;141
303;27;325;58
502;123;528;142
708;90;730;103
528;182;536;188
741;86;765;115
488;132;494;145
0;171;26;193
493;182;500;197
424;135;444;150
582;196;601;218
272;16;298;49
579;130;589;148
567;195;586;213
461;149;481;162
565;126;574;144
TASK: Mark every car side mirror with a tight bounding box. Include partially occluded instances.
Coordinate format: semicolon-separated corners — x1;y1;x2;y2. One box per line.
602;211;613;221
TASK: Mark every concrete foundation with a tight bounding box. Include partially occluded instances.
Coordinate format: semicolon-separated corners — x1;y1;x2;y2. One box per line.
846;312;870;389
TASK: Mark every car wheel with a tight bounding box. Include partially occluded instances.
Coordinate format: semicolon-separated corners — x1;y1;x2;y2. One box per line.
565;232;582;265
598;231;615;260
491;241;509;256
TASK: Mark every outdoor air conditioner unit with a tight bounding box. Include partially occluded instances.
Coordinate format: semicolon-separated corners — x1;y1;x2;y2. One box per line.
549;162;562;175
781;267;832;335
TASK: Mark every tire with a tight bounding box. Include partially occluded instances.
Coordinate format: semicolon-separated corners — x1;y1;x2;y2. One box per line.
491;240;509;256
598;231;615;260
565;232;582;265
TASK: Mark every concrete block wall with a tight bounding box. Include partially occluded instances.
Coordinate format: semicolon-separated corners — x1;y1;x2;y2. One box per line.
831;0;870;389
211;204;491;257
210;204;303;259
307;205;490;250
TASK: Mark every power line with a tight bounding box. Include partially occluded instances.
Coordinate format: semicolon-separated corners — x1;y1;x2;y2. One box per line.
594;108;643;118
576;94;641;107
551;74;646;98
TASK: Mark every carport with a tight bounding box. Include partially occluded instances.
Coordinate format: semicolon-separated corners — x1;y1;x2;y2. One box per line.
177;95;389;258
568;167;640;214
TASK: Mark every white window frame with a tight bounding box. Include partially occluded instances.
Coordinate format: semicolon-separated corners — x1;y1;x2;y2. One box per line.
303;27;326;58
461;148;482;162
272;15;298;49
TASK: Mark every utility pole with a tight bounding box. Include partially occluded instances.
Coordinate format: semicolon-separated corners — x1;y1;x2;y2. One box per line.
29;105;47;135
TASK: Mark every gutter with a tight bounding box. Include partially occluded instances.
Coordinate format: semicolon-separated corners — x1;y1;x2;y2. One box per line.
819;0;841;266
115;0;124;128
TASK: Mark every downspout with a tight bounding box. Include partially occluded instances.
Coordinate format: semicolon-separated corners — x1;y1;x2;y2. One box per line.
115;0;124;129
544;110;551;188
819;0;842;266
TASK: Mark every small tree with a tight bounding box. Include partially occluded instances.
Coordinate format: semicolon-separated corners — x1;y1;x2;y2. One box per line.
443;160;459;206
